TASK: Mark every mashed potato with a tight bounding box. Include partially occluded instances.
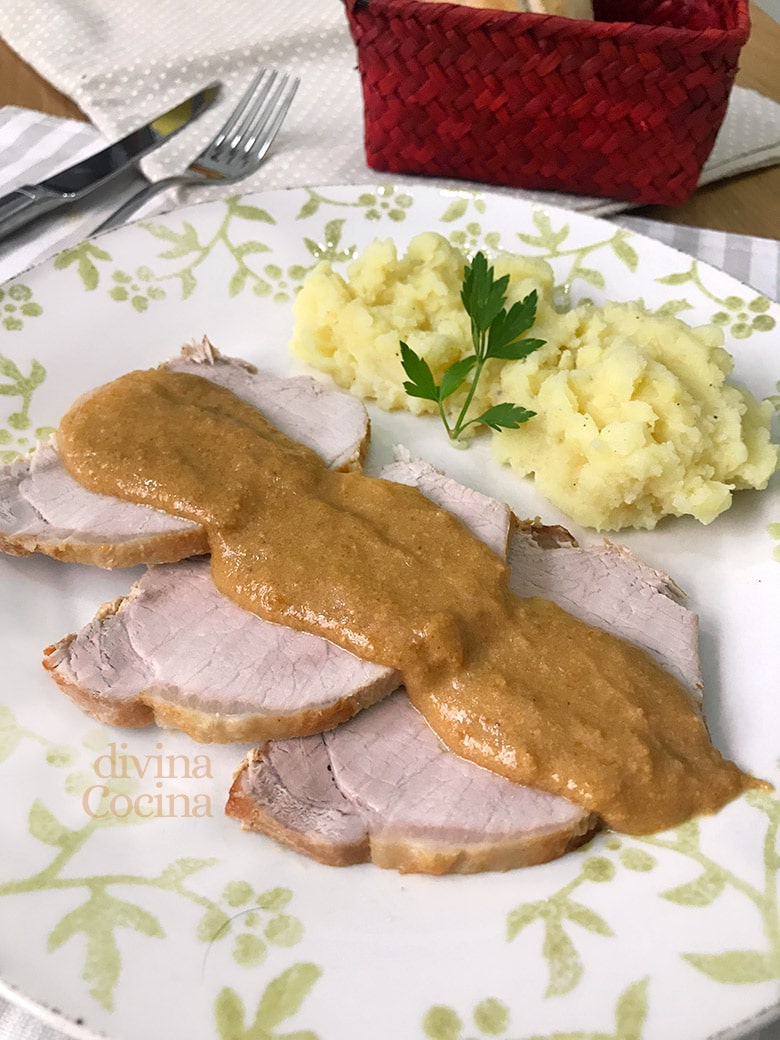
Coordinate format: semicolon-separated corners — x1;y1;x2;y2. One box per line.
289;232;555;420
289;233;778;531
494;303;777;529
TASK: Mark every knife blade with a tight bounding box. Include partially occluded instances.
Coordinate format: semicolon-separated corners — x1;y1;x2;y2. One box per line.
0;82;221;242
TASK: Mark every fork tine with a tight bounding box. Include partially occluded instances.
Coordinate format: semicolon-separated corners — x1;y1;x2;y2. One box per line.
241;77;295;152
210;69;276;152
92;67;298;234
227;72;288;156
238;75;288;152
242;76;299;163
227;72;283;152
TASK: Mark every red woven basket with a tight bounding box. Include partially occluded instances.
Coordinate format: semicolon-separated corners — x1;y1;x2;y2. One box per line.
343;0;750;204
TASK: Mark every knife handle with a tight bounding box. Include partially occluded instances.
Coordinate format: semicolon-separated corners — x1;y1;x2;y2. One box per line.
0;185;67;242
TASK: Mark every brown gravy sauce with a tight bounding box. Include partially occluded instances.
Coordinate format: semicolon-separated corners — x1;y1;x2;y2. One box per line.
57;368;764;834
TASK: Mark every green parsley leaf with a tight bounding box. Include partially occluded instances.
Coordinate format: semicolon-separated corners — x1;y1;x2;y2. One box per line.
461;252;509;336
488;337;546;362
402;251;545;442
474;403;537;431
486;292;541;359
439;355;477;401
400;342;439;402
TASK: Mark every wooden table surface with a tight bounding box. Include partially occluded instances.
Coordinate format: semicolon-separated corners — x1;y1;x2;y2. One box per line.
1;5;779;240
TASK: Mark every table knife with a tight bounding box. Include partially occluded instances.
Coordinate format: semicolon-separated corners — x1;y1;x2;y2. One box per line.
0;82;220;241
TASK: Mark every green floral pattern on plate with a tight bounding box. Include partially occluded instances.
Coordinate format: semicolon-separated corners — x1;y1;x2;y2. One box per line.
0;283;43;332
656;261;776;337
214;963;321;1040
507;854;618;998
424;980;649;1040
645;791;780;985
503;787;780;1000
0;704;319;1015
0;354;52;463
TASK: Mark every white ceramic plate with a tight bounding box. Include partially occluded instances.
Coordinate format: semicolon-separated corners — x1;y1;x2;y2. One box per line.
0;185;778;1040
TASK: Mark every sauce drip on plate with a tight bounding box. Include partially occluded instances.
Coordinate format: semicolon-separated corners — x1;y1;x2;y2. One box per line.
57;367;763;834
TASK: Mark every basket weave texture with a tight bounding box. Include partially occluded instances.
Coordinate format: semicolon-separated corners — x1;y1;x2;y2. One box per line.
343;0;750;204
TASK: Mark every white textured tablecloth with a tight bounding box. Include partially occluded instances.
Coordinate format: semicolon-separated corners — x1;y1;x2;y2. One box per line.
1;0;780;237
1;2;780;1037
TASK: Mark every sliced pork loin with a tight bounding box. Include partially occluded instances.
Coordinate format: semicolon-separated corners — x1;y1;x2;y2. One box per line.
227;462;702;874
43;446;701;872
0;337;370;568
383;453;698;700
42;457;512;742
0;443;208;569
508;522;702;700
43;558;402;741
226;691;598;874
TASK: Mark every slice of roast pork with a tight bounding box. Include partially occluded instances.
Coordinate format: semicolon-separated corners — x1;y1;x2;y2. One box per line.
226;462;702;873
42;457;513;742
226;691;598;874
43;450;700;872
507;522;702;700
0;337;370;568
44;557;402;741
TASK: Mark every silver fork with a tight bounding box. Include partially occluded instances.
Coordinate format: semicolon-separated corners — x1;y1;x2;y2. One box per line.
95;68;299;233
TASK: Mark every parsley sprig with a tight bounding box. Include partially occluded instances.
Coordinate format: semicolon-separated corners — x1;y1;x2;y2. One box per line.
400;251;545;442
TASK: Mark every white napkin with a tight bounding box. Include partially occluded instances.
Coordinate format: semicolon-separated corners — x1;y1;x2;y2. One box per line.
0;0;779;236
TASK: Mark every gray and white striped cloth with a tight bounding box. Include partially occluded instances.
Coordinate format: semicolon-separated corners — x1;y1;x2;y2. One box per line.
0;106;148;283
